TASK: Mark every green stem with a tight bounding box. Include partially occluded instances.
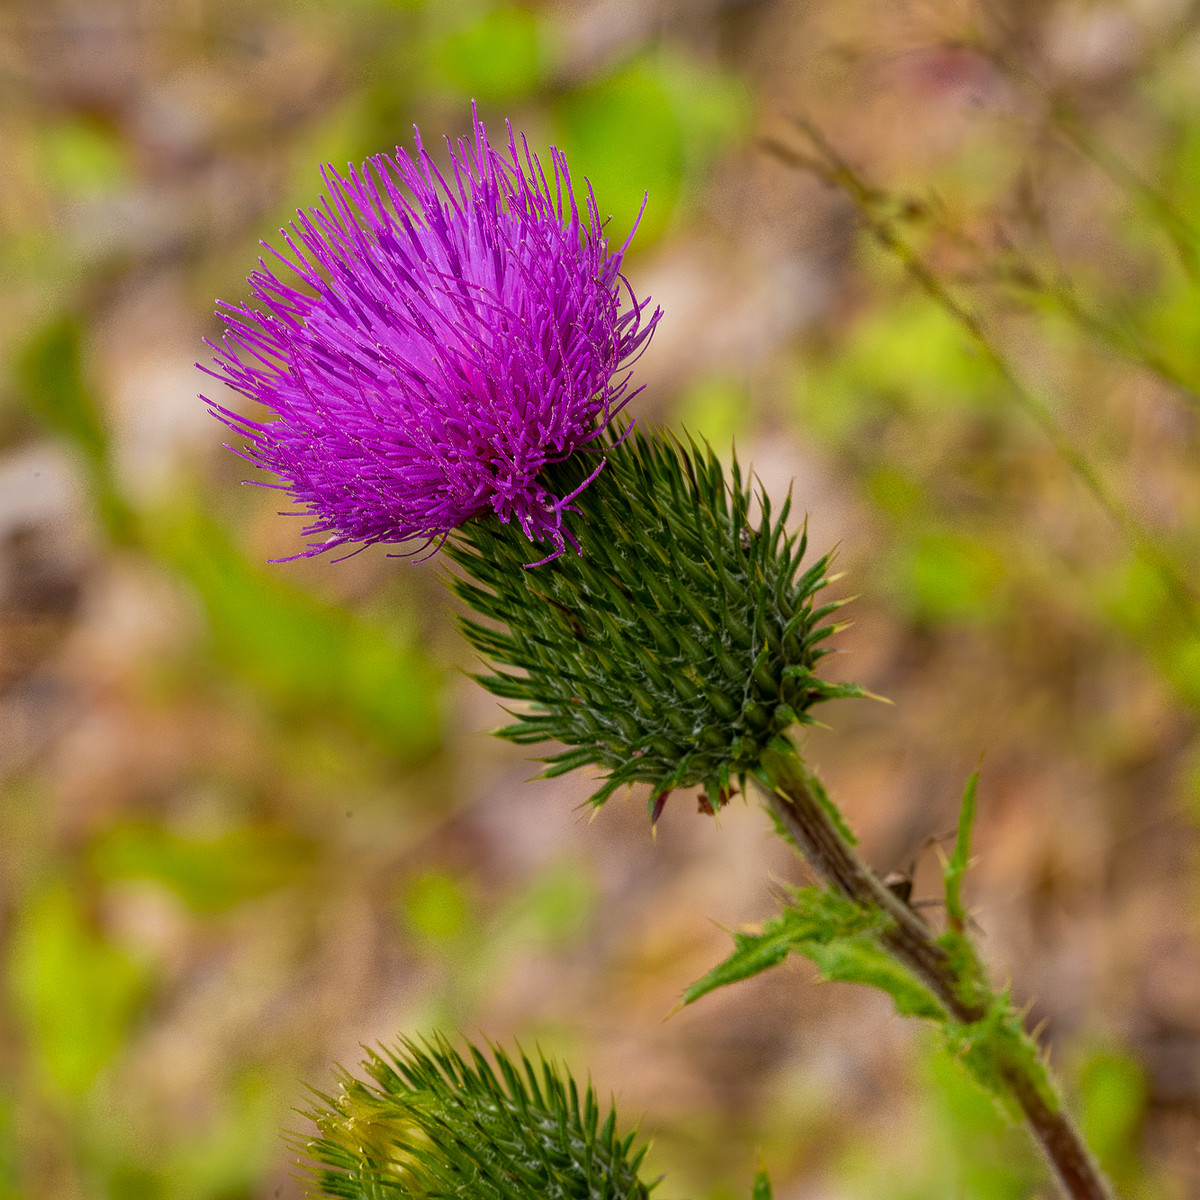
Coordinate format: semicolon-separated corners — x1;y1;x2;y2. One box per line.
755;748;1115;1200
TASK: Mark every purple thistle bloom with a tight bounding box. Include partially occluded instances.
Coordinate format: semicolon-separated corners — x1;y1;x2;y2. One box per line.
201;111;660;562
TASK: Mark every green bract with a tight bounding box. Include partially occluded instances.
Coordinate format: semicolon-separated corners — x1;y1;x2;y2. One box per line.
448;428;863;815
302;1037;652;1200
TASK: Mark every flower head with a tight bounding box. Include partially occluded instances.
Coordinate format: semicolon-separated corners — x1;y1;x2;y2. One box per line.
303;1036;653;1200
202;112;660;561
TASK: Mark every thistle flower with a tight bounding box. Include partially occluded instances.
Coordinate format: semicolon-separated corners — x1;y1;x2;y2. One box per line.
201;112;659;560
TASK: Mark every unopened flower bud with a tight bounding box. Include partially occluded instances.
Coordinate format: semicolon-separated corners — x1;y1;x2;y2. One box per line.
448;428;863;817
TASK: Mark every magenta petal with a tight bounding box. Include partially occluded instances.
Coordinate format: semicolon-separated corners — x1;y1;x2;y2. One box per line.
201;109;661;560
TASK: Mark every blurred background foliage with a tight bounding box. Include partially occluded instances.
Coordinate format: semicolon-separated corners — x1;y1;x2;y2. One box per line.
1;0;1199;1197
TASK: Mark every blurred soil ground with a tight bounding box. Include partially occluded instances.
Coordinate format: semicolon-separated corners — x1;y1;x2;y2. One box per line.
1;1;1199;1198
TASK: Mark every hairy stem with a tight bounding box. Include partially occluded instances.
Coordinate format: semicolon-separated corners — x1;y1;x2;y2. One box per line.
755;748;1115;1200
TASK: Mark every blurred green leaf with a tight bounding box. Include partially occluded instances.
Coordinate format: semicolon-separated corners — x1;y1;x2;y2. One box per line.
864;465;925;521
656;52;750;183
14;317;107;462
435;6;550;101
555;52;746;246
556;60;684;245
8;883;149;1096
89;822;316;914
799;301;994;443
920;1041;1036;1200
149;503;443;760
404;870;472;942
96;1066;282;1200
13;317;132;538
159;1069;280;1200
504;859;593;945
891;531;1004;625
674;375;753;450
751;1166;773;1200
837;1034;1037;1200
1078;1049;1148;1188
1135;97;1200;274
1140;266;1200;381
104;1164;160;1200
0;1089;17;1200
1096;555;1200;710
38;117;130;197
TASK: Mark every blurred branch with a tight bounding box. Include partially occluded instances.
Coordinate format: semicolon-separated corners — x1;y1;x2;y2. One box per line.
922;188;1200;404
969;0;1200;278
764;118;1200;633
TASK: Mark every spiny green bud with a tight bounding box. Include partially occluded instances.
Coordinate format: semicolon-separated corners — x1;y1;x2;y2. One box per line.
447;427;863;818
300;1036;654;1200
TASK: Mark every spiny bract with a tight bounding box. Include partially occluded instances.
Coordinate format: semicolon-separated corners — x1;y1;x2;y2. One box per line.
302;1036;653;1200
448;427;863;817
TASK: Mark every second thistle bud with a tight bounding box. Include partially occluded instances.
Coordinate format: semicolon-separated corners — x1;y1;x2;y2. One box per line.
448;428;863;817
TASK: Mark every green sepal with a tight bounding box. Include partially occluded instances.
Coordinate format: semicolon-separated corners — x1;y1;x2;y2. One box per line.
751;1167;773;1200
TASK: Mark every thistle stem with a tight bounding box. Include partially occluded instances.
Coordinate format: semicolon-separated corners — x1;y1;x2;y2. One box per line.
755;748;1115;1200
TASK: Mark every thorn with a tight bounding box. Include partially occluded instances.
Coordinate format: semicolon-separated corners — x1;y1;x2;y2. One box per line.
650;790;671;826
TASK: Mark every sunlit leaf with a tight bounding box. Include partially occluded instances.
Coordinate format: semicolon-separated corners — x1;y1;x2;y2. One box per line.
435;6;549;101
8;883;149;1096
1078;1049;1149;1188
38;117;130;197
892;531;1005;625
89;822;316;914
403;870;472;943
